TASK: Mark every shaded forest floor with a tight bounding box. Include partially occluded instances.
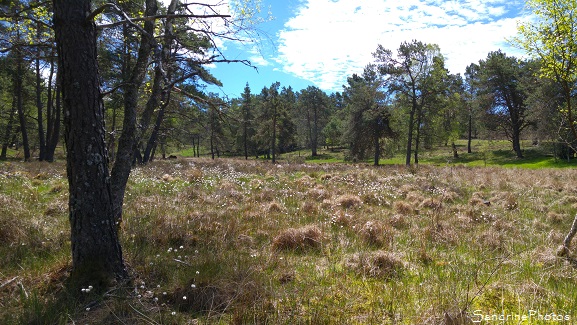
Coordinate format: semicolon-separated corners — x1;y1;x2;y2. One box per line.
1;158;577;324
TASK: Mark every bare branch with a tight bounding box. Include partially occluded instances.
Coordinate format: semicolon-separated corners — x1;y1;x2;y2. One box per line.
97;13;230;29
101;82;131;98
89;2;155;43
86;3;115;22
0;1;50;19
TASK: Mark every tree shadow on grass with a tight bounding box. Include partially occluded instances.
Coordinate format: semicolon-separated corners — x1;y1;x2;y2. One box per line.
428;148;577;168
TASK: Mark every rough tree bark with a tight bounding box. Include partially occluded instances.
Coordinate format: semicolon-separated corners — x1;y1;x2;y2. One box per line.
53;0;128;286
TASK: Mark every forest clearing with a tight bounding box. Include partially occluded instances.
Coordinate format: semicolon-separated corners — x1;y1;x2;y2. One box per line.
1;157;577;324
3;0;577;323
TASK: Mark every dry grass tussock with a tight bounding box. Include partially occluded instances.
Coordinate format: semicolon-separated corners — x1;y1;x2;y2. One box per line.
547;211;566;224
272;225;323;251
331;211;354;227
406;191;425;204
336;194;363;209
346;250;405;279
489;191;518;210
265;200;285;213
0;211;29;245
301;200;319;214
394;200;414;215
4;159;577;323
358;220;393;247
420;197;442;210
306;186;330;201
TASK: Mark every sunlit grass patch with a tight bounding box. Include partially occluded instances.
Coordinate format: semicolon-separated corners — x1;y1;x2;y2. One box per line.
3;158;577;323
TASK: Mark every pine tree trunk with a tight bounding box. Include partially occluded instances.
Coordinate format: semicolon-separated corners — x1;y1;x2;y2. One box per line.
45;52;55;161
467;109;472;154
110;0;158;222
272;105;277;164
137;65;163;163
15;44;30;162
512;128;523;158
45;71;61;162
143;101;167;163
244;122;248;160
414;110;422;165
373;123;380;166
36;33;46;161
405;90;417;166
312;104;319;157
1;103;15;160
53;0;127;286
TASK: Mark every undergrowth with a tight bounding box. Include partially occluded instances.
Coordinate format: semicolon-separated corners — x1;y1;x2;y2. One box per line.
1;159;577;324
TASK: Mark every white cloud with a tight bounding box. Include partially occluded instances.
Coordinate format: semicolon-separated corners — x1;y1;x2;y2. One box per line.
275;0;529;91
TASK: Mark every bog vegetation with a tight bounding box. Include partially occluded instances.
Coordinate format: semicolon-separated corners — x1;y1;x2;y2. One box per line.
2;0;577;323
1;157;577;324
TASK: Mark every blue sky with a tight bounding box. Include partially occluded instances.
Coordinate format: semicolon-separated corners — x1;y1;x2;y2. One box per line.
200;0;528;98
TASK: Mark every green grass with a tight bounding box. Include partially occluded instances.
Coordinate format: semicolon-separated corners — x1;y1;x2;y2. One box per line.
426;140;577;169
212;139;577;169
2;159;577;323
302;140;577;169
171;147;199;158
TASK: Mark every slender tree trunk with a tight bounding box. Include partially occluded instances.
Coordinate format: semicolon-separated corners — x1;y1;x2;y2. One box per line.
373;118;380;166
150;143;156;161
1;104;15;160
140;0;178;165
562;83;577;145
452;142;459;158
110;0;158;222
512;130;523;158
108;24;130;163
405;90;417;166
53;0;127;285
192;137;196;157
414;123;420;165
137;65;163;163
305;105;314;156
143;101;168;163
15;48;30;162
271;100;277;164
467;109;472;154
45;72;61;162
414;107;425;165
513;131;523;158
36;28;46;161
312;104;319;157
108;105;117;162
210;128;215;160
45;52;55;160
243;121;248;160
